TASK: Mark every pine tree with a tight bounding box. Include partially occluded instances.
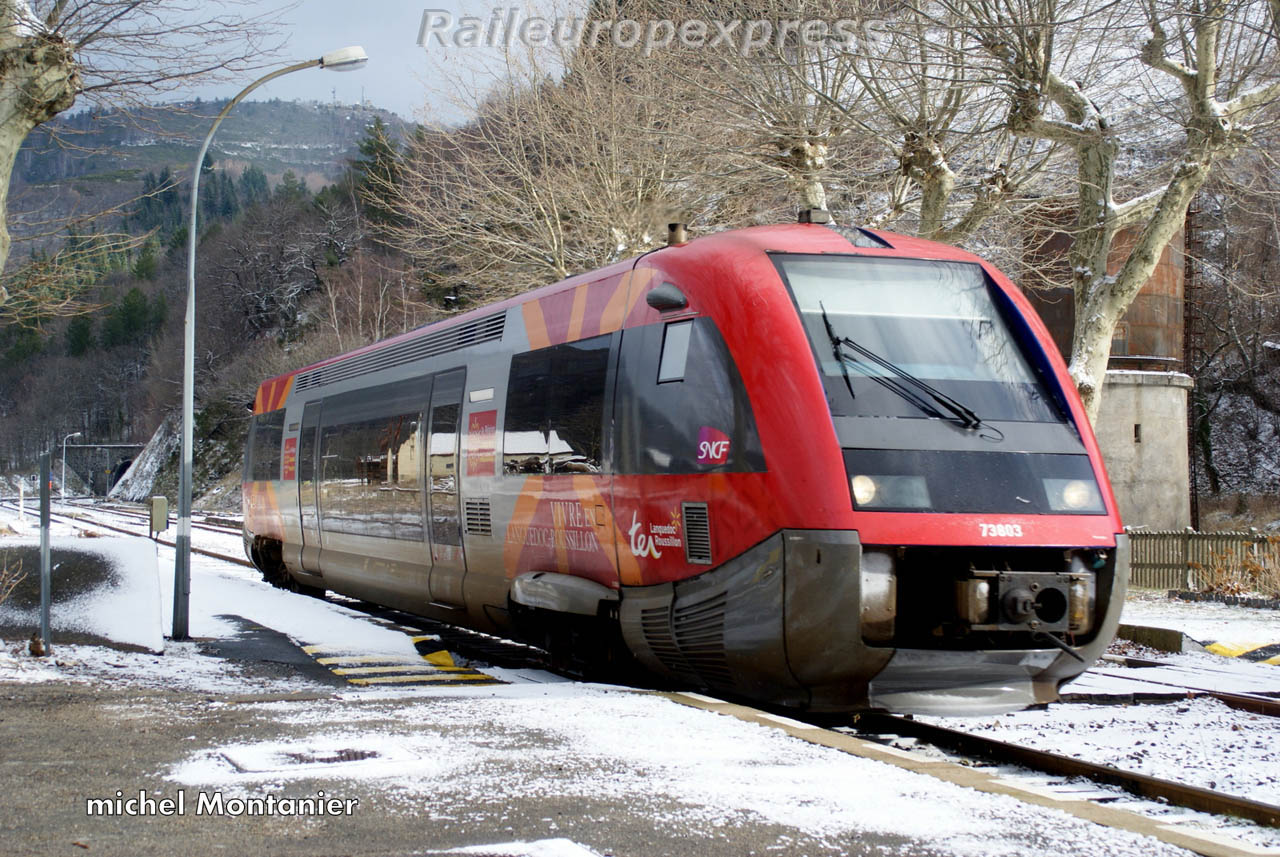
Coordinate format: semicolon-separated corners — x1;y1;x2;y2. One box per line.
65;315;93;356
351;116;402;225
274;169;309;202
238;164;269;209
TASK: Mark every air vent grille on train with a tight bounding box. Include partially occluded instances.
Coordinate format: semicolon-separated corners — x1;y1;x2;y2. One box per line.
639;605;697;683
639;591;732;689
682;502;712;564
464;499;492;537
672;592;732;687
294;312;506;391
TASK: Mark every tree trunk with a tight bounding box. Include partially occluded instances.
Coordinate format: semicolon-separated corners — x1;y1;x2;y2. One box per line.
1070;154;1212;423
785;139;829;211
0;24;80;289
901;132;956;240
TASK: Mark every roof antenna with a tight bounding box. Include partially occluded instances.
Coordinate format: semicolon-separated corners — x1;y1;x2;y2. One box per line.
798;209;832;224
667;223;688;245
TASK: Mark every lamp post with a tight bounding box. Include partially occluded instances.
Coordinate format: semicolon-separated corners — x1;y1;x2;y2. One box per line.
173;46;369;641
61;431;81;502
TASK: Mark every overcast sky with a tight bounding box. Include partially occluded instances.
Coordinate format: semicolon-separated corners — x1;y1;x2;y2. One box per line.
184;0;545;125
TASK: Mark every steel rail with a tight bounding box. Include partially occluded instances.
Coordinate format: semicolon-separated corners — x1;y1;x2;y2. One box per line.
1096;657;1280;717
85;503;243;536
21;503;254;569
854;712;1280;827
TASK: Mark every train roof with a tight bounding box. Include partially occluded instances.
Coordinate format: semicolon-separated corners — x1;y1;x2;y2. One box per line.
259;222;986;390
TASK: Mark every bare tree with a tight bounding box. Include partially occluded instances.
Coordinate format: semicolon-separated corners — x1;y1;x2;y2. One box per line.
936;0;1280;421
384;42;706;304
842;2;1057;241
0;0;282;318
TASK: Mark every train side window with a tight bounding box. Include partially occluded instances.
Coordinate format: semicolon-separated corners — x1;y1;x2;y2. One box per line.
315;377;430;541
657;320;693;383
247;409;286;481
504;349;551;474
428;368;465;547
504;335;611;475
615;318;766;474
298;403;321;535
549;336;610;473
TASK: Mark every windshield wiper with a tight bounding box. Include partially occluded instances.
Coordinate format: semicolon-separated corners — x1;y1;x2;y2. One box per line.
819;302;857;403
831;333;984;430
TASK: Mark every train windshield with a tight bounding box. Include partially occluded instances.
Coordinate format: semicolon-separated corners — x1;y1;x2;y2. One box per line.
776;255;1065;423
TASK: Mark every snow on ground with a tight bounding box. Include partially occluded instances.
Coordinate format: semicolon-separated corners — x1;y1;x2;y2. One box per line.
169;686;1194;857
429;842;603;857
0;534;164;652
927;696;1280;804
1121;589;1280;646
0;638;329;694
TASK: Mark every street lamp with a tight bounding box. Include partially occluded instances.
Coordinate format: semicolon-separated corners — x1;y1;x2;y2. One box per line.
173;46;369;640
61;431;82;502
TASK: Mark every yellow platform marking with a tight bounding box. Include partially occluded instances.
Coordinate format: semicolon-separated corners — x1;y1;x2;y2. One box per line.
1266;655;1280;666
1206;642;1263;658
423;650;456;667
301;644;505;687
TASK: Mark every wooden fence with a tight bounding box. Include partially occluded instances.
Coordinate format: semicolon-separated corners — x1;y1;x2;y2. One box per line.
1126;528;1279;590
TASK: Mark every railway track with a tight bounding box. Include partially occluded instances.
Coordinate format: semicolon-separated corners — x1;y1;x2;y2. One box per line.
1095;654;1280;717
849;712;1280;828
670;693;1280;857
74;499;244;537
0;499;255;569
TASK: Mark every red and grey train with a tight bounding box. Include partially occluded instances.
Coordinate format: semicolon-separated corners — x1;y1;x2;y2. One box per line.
242;219;1127;714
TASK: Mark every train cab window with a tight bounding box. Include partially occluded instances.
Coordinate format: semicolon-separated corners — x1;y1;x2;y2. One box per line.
246;409;286;481
657;320;693;382
504;334;612;475
616;318;766;474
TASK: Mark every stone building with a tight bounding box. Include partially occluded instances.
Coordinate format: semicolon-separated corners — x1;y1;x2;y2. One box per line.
1023;228;1192;530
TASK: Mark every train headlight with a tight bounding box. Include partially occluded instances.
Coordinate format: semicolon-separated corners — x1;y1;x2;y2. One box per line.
851;475;876;505
850;475;931;510
1044;478;1104;513
860;550;897;643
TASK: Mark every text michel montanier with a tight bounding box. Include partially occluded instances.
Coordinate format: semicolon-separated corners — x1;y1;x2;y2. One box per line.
86;790;358;817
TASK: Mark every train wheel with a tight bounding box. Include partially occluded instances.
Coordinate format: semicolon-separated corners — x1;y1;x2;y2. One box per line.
510;601;637;681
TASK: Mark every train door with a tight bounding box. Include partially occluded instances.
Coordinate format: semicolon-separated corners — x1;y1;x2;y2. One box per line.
427;368;467;606
298;401;322;573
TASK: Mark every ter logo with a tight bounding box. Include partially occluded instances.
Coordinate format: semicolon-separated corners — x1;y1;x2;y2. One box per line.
696;426;731;466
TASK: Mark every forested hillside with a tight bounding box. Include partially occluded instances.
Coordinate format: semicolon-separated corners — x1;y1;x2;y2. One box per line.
0;103;426;503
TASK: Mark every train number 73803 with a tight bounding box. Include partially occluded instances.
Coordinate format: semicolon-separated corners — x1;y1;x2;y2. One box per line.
979;523;1024;538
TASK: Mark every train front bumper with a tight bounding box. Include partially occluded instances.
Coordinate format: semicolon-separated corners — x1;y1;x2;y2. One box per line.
618;529;1128;714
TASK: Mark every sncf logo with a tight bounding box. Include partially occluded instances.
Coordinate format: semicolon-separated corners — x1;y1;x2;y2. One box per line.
697;426;731;466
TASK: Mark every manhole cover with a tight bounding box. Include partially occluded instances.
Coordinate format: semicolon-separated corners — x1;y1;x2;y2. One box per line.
282;748;380;765
221;743;417;773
